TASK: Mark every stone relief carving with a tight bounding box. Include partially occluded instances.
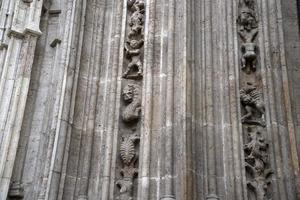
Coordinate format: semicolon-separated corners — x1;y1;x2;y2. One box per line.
123;39;144;79
238;0;272;199
122;84;141;123
241;42;257;73
240;83;265;126
237;7;258;42
116;135;140;200
238;6;258;73
122;0;145;79
244;127;272;200
128;1;145;38
117;0;145;199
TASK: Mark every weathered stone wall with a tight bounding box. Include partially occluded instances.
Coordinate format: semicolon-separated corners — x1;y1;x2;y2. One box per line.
0;0;299;200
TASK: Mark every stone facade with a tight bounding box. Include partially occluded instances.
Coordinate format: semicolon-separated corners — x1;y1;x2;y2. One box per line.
0;0;300;199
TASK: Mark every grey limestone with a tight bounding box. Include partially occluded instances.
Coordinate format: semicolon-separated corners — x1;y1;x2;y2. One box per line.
0;0;299;200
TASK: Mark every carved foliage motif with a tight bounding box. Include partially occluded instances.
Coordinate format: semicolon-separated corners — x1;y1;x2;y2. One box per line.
117;136;139;200
117;0;145;199
238;1;272;199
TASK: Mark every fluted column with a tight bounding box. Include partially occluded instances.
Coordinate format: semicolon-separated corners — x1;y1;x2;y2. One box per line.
190;0;248;199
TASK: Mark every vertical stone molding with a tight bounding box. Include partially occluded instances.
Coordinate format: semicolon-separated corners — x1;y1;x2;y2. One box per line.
237;0;300;199
0;0;43;199
115;1;145;199
237;1;273;199
0;0;299;199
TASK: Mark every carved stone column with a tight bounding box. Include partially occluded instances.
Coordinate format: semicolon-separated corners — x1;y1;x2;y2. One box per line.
0;0;42;199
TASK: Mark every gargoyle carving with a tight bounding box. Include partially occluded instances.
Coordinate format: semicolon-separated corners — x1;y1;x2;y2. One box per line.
122;84;141;123
240;83;265;126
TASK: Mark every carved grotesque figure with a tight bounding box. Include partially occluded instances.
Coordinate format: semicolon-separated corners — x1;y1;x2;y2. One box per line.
241;42;257;73
238;7;258;43
128;10;144;38
244;0;255;9
122;84;141;122
238;7;257;31
244;130;268;172
128;0;145;12
116;178;133;200
244;128;272;200
116;135;139;200
240;83;265;126
127;0;145;38
123;39;144;79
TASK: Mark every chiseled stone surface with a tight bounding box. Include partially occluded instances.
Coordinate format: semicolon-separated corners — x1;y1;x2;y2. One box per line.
0;0;299;199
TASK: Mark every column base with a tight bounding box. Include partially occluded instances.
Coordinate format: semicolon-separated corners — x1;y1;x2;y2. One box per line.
8;182;24;198
160;195;176;200
78;195;88;200
206;194;220;200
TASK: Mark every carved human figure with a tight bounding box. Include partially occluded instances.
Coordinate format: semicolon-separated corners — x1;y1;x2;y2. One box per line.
128;12;144;38
122;84;141;122
238;7;258;43
123;40;144;79
240;83;265;126
241;42;257;73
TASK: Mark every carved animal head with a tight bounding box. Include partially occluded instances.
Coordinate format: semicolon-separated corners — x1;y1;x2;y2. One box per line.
129;40;141;49
122;84;141;103
241;43;257;54
123;85;134;102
